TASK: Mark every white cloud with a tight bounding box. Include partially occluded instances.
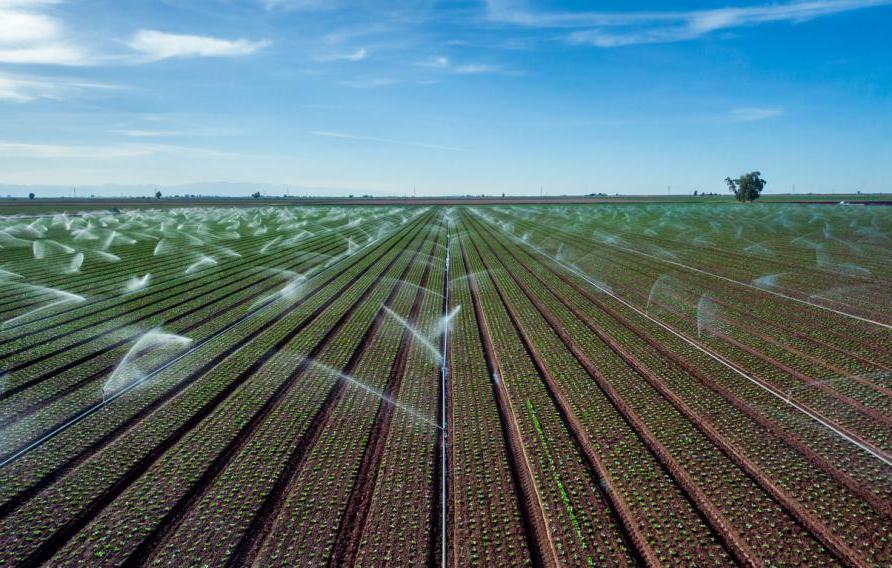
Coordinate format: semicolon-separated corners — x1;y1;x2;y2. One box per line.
487;0;892;47
729;107;785;122
0;72;118;102
0;0;89;64
310;130;468;152
127;30;270;62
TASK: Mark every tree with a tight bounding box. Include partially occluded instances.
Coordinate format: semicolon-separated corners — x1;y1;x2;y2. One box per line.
252;192;261;199
155;190;162;199
725;171;767;202
28;192;35;200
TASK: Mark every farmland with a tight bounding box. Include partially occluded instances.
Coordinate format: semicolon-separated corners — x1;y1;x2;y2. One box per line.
0;202;889;567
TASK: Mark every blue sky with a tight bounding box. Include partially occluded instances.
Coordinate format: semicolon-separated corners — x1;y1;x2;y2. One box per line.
0;0;890;196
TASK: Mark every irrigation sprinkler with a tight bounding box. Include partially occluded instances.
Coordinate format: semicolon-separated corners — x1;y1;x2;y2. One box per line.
102;329;194;398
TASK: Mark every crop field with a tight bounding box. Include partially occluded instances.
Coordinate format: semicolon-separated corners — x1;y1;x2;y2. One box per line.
0;202;889;567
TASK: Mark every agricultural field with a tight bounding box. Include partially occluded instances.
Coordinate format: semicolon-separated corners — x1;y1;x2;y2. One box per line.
0;202;889;567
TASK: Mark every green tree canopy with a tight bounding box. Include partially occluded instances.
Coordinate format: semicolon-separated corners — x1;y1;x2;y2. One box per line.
725;171;767;202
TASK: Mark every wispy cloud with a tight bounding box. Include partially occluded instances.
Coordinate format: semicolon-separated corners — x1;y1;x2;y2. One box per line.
310;130;468;152
314;47;367;62
0;141;155;159
0;0;89;64
0;72;119;102
0;140;240;159
111;127;241;137
127;30;270;62
259;0;335;11
487;0;892;47
454;63;503;75
417;55;520;76
729;107;785;122
418;56;450;69
337;77;399;89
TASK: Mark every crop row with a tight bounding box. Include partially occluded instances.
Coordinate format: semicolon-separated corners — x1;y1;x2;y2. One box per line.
0;212;430;513
458;223;640;567
467;211;891;566
46;218;441;566
248;227;443;567
0;223;392;459
0;207;406;327
443;221;531;567
0;210;403;338
483;213;892;441
0;213;434;565
486;209;892;363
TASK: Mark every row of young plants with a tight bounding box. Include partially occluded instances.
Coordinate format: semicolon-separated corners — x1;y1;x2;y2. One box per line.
484;209;889;364
0;224;391;461
0;213;431;524
247;231;444;567
646;279;892;400
0;222;331;338
42;221;442;566
648;234;890;319
0;219;381;408
637;285;892;454
0;220;373;377
509;204;892;294
457;222;640;568
478;209;881;488
0;209;404;346
0;214;434;566
486;212;892;443
0;205;395;295
487;208;892;368
441;221;531;567
0;209;286;311
527;251;892;514
0;207;408;324
639;284;892;438
346;228;446;567
591;223;892;318
462;216;752;566
465;214;841;565
469;211;891;566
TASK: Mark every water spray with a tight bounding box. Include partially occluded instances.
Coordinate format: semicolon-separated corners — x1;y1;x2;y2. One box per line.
303;358;441;430
383;305;443;365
